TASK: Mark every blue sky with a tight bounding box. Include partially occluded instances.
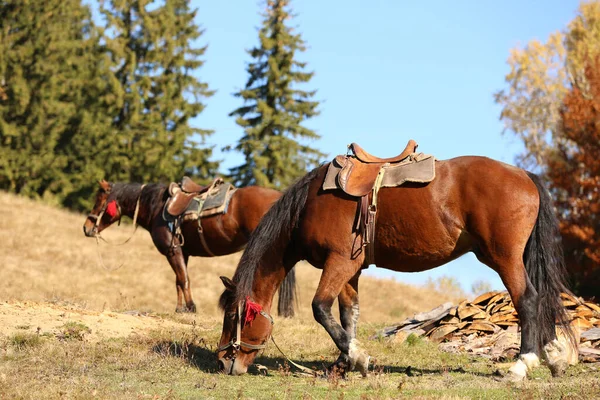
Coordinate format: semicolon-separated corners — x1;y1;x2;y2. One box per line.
193;1;580;293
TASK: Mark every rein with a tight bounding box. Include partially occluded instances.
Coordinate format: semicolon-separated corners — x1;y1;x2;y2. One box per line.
217;299;320;377
91;185;146;271
91;184;146;246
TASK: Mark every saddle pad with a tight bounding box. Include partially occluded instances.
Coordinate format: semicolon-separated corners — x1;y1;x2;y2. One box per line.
181;183;236;221
323;154;436;193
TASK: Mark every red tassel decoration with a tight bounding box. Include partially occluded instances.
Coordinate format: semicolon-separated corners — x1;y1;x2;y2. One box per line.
244;296;262;326
106;200;119;218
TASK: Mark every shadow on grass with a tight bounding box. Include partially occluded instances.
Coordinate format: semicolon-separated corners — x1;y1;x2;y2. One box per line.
152;341;219;373
252;356;497;378
151;340;496;378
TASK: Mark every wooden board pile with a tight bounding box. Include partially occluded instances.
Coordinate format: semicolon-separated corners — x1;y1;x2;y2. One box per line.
376;291;600;362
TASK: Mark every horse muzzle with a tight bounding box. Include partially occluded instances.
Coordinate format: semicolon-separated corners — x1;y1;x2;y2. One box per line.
217;357;248;376
83;223;97;237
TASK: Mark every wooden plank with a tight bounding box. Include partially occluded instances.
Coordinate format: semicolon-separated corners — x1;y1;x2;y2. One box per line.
499;304;515;313
490;314;519;323
574;307;595;319
581;328;600;342
458;305;485;320
440;316;460;325
495;321;518;327
560;292;580;304
571;318;594;330
469;321;499;333
585;302;600;313
491;302;509;314
471;310;490;320
472;291;499;306
579;347;600;356
428;325;459;342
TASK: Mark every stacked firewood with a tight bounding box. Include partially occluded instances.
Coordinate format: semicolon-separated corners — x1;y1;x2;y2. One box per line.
376;291;600;362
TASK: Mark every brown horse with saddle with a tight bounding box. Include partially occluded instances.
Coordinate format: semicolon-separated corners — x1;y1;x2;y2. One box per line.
83;177;297;316
217;140;575;380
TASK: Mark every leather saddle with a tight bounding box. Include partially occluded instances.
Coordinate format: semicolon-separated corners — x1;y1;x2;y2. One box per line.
166;177;223;217
337;140;418;197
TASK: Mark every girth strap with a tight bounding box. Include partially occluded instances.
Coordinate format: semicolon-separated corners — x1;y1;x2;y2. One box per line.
360;165;387;266
196;197;216;257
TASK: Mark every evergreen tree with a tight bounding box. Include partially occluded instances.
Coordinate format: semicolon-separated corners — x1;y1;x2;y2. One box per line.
100;0;217;185
0;0;101;204
228;0;324;188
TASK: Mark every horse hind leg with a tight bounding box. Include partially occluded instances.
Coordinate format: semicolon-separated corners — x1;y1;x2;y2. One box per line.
167;249;196;313
479;255;541;381
312;255;369;377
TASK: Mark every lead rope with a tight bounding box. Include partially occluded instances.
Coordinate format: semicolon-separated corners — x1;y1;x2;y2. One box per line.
219;301;321;377
269;335;322;377
95;185;146;271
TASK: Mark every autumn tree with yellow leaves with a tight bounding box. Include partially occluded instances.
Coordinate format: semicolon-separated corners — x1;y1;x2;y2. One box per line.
496;1;600;297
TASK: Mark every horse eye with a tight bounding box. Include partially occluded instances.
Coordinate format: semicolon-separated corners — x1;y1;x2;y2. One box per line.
227;312;236;320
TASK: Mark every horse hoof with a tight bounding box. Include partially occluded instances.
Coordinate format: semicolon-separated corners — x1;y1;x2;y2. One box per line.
549;360;568;378
327;354;350;378
503;359;528;382
348;339;370;377
175;306;196;313
543;339;569;377
499;371;526;383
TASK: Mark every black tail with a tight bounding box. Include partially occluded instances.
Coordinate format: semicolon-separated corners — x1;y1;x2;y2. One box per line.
277;266;297;317
234;167;322;306
524;172;575;349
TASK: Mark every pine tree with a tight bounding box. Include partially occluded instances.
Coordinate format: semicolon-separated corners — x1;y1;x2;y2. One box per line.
228;0;324;189
0;0;101;203
100;0;217;184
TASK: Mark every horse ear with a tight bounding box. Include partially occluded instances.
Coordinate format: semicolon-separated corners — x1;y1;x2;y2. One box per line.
98;180;111;193
220;276;236;291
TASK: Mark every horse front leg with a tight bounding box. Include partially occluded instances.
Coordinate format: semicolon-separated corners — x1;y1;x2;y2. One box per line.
152;222;196;313
333;272;361;371
312;256;368;377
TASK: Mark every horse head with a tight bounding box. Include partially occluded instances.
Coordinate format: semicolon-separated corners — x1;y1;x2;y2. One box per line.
83;180;122;237
216;276;274;375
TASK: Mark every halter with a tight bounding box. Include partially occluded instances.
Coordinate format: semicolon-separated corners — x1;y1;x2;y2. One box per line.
216;299;274;354
89;184;146;245
88;185;115;230
216;298;320;377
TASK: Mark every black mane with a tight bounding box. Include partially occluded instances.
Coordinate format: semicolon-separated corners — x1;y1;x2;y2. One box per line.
218;167;321;309
110;182;168;226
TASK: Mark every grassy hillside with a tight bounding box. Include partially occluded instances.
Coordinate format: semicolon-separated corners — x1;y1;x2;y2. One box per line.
1;191;598;399
0;190;461;322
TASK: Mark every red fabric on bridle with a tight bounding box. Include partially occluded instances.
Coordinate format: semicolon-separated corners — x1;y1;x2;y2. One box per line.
106;200;118;218
244;296;262;326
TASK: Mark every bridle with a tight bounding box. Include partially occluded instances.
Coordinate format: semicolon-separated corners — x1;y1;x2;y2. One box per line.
216;299;274;371
217;299;274;353
88;184;145;245
87;187;116;232
216;298;320;377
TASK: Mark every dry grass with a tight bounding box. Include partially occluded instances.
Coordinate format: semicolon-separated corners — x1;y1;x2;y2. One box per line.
2;191;599;399
0;190;461;322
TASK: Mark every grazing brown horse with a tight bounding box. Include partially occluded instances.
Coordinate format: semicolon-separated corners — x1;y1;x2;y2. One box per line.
83;180;297;316
217;156;575;379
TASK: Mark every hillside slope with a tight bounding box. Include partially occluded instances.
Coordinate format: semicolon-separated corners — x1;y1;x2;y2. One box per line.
0;191;461;323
